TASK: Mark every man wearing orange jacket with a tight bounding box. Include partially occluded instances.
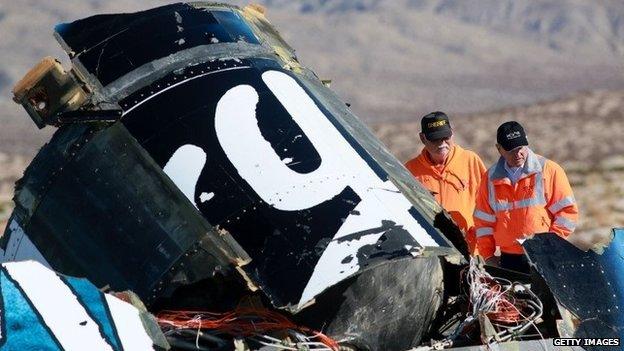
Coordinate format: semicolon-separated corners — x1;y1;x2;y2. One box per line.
405;112;486;254
473;121;579;272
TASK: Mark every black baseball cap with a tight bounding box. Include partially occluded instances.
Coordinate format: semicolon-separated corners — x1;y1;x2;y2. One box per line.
421;111;452;141
497;121;529;151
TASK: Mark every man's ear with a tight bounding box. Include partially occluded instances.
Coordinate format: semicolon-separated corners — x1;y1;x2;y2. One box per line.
419;133;427;144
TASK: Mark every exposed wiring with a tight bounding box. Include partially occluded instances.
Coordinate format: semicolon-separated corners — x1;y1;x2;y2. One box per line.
438;258;547;349
157;307;339;350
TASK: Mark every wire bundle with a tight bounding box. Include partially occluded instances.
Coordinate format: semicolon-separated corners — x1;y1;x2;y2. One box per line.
466;260;522;323
157;307;339;350
464;258;544;343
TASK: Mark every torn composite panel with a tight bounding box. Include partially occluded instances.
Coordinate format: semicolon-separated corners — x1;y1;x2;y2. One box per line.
2;123;250;306
54;2;259;87
49;2;459;311
120;61;452;310
523;231;624;348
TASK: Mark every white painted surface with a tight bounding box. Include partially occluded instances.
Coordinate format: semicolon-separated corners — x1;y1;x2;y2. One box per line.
163;144;206;207
214;70;438;307
297;180;427;306
4;261;114;351
1;220;51;268
105;294;155;351
263;71;440;306
215;84;346;210
147;68;440;307
199;192;215;203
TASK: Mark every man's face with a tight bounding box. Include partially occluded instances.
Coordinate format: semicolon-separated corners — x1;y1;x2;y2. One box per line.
420;132;454;161
498;145;528;167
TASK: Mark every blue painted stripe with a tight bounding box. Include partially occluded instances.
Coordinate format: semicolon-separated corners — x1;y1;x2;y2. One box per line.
0;269;61;350
63;276;122;351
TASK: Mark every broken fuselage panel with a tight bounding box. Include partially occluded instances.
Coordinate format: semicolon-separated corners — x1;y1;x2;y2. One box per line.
6;3;464;350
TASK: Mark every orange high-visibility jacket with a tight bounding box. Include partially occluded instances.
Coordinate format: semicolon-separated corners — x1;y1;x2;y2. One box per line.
405;145;486;253
473;149;579;259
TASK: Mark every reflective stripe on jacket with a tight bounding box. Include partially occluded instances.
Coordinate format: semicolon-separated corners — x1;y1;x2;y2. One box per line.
473;149;579;259
405;145;486;253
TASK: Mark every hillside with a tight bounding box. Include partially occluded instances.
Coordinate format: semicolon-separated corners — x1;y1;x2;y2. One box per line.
1;0;623;155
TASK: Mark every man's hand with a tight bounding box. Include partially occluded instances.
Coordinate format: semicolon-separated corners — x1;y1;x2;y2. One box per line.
485;256;500;267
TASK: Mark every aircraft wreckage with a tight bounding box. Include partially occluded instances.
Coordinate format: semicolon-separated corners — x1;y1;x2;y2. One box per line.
2;2;623;350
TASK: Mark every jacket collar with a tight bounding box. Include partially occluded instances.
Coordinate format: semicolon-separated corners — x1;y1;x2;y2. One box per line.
416;145;467;190
490;148;542;181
